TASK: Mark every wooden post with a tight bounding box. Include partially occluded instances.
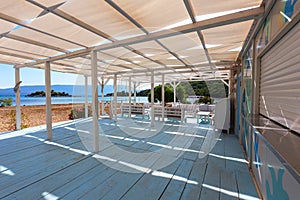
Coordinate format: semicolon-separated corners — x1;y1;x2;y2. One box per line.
151;71;154;127
114;74;117;121
14;67;21;130
101;77;105;116
84;75;89;118
173;82;176;104
133;82;137;105
45;61;52;140
162;75;165;121
91;51;99;152
128;77;132;117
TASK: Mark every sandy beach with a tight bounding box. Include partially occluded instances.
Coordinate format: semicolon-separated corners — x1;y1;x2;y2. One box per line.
0;104;87;132
0;103;119;132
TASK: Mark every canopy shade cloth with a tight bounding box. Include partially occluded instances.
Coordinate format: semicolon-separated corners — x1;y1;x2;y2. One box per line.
0;0;263;82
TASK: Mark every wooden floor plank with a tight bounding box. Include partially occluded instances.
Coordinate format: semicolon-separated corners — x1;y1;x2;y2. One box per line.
3;156;96;200
0;119;260;200
79;152;163;199
220;170;239;200
0;134;81;166
159;159;195;200
199;134;225;200
120;158;183;200
180;157;208;200
236;169;259;199
0;143;89;198
40;163;107;199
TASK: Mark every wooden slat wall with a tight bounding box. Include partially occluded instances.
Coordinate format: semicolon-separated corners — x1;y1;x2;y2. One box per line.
260;21;300;133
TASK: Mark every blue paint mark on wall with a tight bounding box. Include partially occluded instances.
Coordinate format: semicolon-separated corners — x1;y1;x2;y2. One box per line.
284;0;298;20
254;132;261;168
266;166;289;200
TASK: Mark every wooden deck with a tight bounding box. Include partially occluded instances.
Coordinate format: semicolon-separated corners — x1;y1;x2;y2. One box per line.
0;118;259;200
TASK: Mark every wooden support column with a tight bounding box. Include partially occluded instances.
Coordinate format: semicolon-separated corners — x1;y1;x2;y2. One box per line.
84;75;89;118
100;77;105;116
128;77;132;117
151;71;154;127
45;61;52;140
133;82;137;105
99;78;110;116
91;51;99;152
229;68;235;133
171;81;181;104
249;40;257;169
113;74;118;121
14;67;21;130
173;82;176;104
161;75;165;121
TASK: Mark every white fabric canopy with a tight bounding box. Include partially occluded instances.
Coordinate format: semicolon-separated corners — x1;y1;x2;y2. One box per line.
0;0;263;81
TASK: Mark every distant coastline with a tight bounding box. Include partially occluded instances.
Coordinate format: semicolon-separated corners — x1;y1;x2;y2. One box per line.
25;90;72;97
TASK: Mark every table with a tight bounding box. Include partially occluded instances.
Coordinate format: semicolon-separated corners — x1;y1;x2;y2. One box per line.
196;111;211;124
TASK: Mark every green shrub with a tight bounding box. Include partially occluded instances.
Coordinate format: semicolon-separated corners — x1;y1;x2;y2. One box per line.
197;96;214;104
0;97;12;107
6;110;29;130
69;106;92;119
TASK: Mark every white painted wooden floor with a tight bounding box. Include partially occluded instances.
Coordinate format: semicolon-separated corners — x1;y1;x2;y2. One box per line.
0;118;259;200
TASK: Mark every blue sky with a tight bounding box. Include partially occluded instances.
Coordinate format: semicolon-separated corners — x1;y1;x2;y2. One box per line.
0;64;79;89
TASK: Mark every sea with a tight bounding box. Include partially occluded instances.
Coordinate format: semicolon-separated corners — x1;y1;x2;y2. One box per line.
0;96;149;106
0;85;148;106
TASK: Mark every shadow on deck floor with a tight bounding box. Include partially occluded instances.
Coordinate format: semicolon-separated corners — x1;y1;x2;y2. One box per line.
0;118;259;200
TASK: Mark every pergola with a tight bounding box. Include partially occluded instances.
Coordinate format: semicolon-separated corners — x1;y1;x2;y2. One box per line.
0;0;265;151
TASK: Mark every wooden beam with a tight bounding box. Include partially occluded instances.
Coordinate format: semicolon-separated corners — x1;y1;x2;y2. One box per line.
183;0;212;64
93;6;264;51
16;6;264;67
0;60;16;65
0;45;50;57
239;0;274;59
105;0;191;69
28;0;164;72
0;50;36;60
0;12;85;48
26;0;115;41
5;33;67;52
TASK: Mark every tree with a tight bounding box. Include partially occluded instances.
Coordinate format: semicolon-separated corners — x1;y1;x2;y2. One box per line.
176;85;186;102
147;85;174;103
